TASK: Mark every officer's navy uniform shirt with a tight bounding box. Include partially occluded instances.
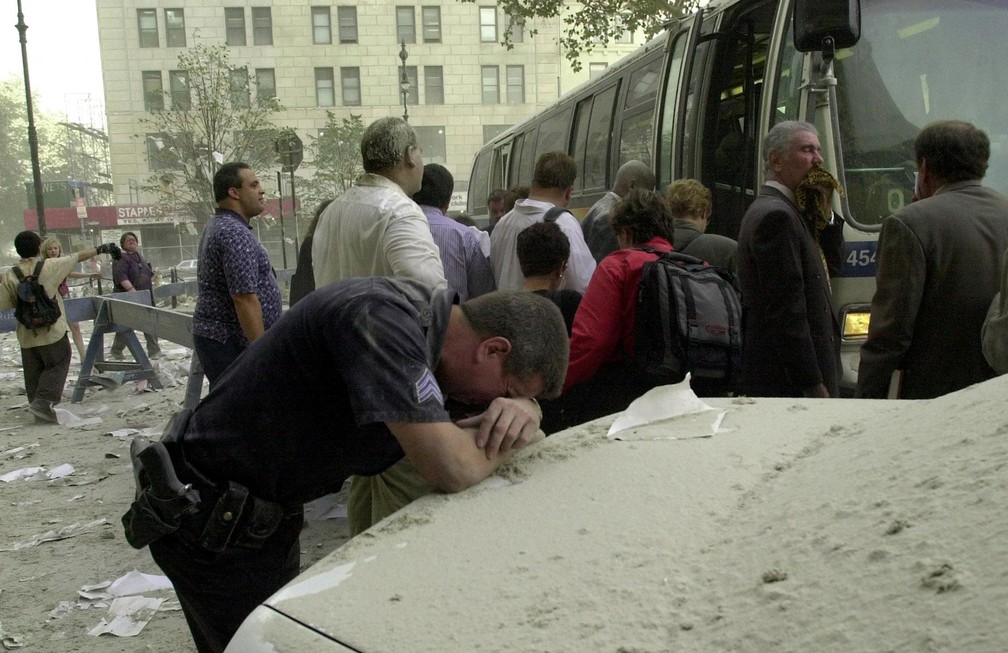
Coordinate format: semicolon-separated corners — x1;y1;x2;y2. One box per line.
181;277;455;505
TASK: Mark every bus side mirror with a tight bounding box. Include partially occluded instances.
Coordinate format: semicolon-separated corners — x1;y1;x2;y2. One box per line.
793;0;860;52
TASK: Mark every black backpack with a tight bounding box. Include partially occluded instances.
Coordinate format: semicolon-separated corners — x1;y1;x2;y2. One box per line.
633;247;742;393
11;261;62;333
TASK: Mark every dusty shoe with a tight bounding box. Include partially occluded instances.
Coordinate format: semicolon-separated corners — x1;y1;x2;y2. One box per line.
28;400;58;424
109;350;124;361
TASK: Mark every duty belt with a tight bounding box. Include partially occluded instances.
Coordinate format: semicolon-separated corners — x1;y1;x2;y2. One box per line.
122;408;299;552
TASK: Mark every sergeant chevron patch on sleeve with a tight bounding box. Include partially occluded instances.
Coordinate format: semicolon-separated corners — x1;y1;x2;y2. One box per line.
413;369;444;406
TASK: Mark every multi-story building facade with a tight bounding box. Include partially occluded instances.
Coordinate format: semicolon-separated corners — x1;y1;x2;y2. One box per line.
94;1;639;266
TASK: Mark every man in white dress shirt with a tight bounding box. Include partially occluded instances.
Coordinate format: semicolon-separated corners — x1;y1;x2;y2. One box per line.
312;117;446;292
490;151;596;293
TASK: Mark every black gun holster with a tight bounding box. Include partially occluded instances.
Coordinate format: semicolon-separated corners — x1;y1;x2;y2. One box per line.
122;408;292;552
122;409;200;549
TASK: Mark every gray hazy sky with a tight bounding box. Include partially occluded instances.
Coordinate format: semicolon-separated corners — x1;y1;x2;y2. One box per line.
2;0;104;125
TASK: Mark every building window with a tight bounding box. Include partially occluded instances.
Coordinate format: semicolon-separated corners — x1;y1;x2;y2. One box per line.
589;62;608;79
164;9;186;47
315;68;335;107
479;7;497;42
230;67;250;108
337;7;358;44
507;14;524;43
413;126;447;165
483;124;509;143
225;8;246;46
312;7;332;44
147;133;178;171
137;9;158;48
255;68;276;101
142;71;163;111
481;65;499;104
169;70;190;110
396;7;415;44
424;66;444;105
422;6;441;43
341;67;361;106
401;66;419;105
252;7;272;45
506;65;524;103
617;29;633;44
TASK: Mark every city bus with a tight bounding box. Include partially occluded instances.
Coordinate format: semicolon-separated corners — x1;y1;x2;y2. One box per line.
467;0;1008;395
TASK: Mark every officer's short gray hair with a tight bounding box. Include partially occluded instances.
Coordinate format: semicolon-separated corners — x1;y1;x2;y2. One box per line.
762;120;818;174
361;117;418;173
460;291;570;399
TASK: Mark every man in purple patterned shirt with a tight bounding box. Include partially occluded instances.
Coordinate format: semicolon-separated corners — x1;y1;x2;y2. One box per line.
192;162;282;387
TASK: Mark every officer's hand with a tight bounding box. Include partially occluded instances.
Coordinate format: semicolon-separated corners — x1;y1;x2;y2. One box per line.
456;397;542;459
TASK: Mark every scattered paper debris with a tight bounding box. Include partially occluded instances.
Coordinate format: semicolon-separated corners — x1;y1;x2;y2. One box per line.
105;428;140;439
46;464;75;480
0;518;111;551
88;596;164;637
109;570;174;596
0;467;44;483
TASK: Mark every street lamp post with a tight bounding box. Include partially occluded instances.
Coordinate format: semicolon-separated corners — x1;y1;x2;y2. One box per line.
399;41;410;122
16;0;47;235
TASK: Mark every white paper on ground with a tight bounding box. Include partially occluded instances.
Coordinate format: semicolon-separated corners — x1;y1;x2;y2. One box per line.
108;569;174;596
88;596;164;637
607;375;728;440
46;463;75;480
0;466;44;483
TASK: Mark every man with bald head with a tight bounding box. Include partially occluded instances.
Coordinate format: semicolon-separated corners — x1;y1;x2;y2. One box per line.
580;160;656;262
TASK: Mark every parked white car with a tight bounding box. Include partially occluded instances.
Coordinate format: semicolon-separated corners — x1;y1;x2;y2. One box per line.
224;375;1008;652
173;259;198;281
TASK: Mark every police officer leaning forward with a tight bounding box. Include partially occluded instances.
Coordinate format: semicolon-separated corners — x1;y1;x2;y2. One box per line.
123;277;568;653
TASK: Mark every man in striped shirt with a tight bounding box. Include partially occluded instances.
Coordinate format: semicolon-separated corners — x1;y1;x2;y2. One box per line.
413;163;495;301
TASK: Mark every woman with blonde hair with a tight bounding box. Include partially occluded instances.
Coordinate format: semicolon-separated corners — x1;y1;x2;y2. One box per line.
41;237;100;359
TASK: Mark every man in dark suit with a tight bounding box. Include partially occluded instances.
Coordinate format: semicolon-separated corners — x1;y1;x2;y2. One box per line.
737;121;841;398
857;120;1008;399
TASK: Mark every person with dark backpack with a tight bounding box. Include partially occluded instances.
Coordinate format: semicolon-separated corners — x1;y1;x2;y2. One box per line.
1;231;120;423
541;189;676;433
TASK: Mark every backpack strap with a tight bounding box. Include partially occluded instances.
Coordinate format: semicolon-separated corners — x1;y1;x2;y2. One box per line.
33;260;45;277
543;206;571;223
633;245;705;266
11;265;25;282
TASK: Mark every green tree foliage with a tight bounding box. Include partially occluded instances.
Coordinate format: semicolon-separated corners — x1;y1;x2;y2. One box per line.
137;43;281;225
467;0;698;71
301;112;365;210
0;76;71;250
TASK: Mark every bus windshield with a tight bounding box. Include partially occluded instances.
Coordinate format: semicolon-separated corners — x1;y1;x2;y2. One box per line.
836;0;1008;228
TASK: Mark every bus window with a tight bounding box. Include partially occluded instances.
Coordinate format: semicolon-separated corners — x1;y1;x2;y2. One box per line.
490;142;509;193
770;2;802;124
583;85;618;191
625;55;663;109
617;55;663;171
469;149;492;215
657;31;688;188
619;107;654;168
571;96;592;191
536;109;573;160
509;132;524;187
517;129;538;186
